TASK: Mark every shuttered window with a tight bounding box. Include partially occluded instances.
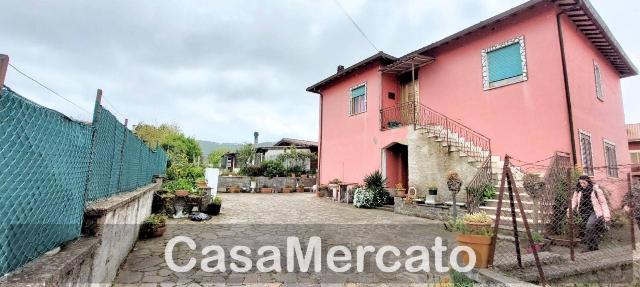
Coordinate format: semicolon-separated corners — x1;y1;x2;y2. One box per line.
631;151;640;164
488;43;523;83
349;84;366;115
579;131;594;176
594;62;604;101
604;141;618;178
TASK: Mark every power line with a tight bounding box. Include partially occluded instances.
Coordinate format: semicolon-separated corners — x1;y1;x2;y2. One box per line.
8;63;92;115
332;0;379;52
102;96;125;120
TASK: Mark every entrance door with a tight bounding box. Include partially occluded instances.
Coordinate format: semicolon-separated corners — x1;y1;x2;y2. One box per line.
384;143;409;190
401;81;418;105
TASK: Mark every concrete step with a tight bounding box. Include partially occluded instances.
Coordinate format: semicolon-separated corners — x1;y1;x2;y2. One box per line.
485;199;534;209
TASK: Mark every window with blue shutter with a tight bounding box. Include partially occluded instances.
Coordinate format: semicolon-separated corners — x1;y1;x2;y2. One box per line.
349;84;366;115
482;36;528;90
488;43;523;82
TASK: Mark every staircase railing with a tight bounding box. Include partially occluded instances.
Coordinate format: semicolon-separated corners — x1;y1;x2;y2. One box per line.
465;157;492;213
415;103;491;163
380;102;416;130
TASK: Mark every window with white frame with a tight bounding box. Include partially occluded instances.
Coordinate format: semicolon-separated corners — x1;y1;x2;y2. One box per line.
604;141;618;178
481;36;528;90
579;131;594;176
594;61;604;101
349;84;366;115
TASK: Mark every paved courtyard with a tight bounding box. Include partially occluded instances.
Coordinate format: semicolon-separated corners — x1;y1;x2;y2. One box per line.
114;193;455;286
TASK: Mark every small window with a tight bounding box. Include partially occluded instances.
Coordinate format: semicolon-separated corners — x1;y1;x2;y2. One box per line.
579;131;594;176
388;92;396;100
631;151;640;164
349;84;366;115
594;62;604;101
482;36;528;90
604;141;618;178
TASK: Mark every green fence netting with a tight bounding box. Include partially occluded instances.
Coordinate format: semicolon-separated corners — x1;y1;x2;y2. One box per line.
0;86;168;275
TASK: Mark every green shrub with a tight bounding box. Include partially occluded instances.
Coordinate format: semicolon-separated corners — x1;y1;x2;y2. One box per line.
483;184;497;200
167;162;204;183
353;188;377;208
261;160;286;178
286;165;305;176
364;170;388;206
240;165;264;177
212;196;222;205
162;178;195;192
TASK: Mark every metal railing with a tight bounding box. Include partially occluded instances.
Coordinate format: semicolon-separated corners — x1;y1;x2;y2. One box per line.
415;103;491;163
465;157;493;213
380;102;416;130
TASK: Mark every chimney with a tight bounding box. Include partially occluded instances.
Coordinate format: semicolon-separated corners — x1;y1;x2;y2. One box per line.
253;132;259;147
337;65;345;73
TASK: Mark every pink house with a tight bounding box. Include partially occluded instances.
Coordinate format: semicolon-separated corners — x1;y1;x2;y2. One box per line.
307;0;636;208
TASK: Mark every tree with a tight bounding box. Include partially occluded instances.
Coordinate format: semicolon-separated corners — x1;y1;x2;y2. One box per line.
134;123;201;164
235;143;255;168
134;123;181;148
207;148;229;167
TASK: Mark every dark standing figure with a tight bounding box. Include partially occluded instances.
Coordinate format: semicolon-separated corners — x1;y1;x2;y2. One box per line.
568;176;611;251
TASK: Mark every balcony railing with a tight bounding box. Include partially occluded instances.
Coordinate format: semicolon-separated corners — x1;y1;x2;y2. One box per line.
380;102;416;131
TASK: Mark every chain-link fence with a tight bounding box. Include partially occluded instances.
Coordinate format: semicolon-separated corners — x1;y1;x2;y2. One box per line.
0;86;167;275
488;153;636;285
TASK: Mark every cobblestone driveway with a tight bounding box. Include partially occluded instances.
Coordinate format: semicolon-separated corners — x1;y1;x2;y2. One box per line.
114;193;454;286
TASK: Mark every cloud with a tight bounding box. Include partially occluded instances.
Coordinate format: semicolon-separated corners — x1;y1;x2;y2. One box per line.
2;0;638;146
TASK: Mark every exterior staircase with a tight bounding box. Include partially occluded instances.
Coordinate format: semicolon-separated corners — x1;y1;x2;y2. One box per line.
381;103;544;233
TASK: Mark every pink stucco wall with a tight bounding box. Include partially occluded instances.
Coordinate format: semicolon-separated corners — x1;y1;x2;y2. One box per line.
560;13;630;206
417;3;570;167
319;62;407;185
316;2;631;204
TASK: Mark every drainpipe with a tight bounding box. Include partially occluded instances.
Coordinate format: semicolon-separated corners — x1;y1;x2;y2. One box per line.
556;2;581;165
317;91;324;187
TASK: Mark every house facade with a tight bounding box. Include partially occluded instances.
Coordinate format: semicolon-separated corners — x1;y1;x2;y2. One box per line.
256;138;319;172
629;124;640;185
307;0;636;206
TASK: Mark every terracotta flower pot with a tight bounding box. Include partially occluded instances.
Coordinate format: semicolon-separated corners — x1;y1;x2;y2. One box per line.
228;187;241;193
196;181;208;188
455;234;492;268
260;188;273;193
175;190;189;197
464;221;492;234
396;188;406;197
152;226;167;238
283;187;293;193
296;187;304;193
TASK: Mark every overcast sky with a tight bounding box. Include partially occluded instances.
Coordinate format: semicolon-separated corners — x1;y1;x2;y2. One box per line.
2;0;639;143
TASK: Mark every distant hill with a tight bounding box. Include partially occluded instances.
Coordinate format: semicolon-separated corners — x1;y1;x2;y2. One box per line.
198;140;275;155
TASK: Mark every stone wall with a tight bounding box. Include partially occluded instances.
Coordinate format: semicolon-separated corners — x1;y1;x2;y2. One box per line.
407;129;478;203
2;182;159;285
217;176;316;192
393;196;467;221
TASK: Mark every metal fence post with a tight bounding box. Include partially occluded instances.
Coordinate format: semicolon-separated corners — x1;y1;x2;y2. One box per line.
0;54;9;87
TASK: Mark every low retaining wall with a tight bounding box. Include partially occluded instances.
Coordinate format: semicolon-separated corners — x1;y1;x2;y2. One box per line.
218;176;316;192
393;197;466;221
1;182;160;285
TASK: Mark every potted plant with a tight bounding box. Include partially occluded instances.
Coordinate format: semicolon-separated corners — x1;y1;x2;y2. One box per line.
447;171;463;218
206;196;222;216
227;184;242;193
395;183;406;197
317;184;328;197
297;184;305;193
454;212;494;268
526;231;550;254
283;184;293;193
195;177;208;189
165;179;193;197
140;214;168;239
260;184;273;193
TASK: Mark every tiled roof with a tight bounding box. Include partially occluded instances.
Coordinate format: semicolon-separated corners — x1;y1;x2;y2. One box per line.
274;138;318;147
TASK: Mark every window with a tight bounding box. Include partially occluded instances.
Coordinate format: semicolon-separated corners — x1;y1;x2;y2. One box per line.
579;131;594;176
482;36;528;90
349;84;366;115
604;141;618;177
594;61;604;101
631;151;640;164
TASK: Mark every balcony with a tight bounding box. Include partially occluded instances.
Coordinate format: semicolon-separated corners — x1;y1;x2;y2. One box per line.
380;102;416;130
